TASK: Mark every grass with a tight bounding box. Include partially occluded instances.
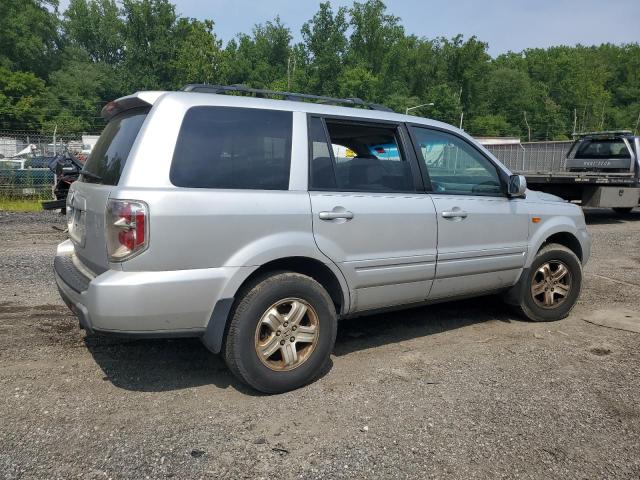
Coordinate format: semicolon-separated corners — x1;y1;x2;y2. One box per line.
0;197;44;212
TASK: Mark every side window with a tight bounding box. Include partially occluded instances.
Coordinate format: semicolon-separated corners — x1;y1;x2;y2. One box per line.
411;127;503;196
309;117;336;189
170;106;292;190
309;118;414;192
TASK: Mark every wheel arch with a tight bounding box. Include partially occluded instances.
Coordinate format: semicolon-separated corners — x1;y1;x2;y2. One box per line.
202;256;349;354
235;256;348;315
539;231;583;262
526;218;584;267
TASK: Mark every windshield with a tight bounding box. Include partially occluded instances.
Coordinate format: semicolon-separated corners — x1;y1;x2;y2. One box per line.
81;107;149;185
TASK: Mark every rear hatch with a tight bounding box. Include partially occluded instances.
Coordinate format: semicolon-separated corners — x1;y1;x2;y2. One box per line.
67;105;150;273
566;135;635;173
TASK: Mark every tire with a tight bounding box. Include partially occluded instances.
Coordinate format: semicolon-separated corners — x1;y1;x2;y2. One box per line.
613;207;634;215
223;272;337;393
508;243;582;322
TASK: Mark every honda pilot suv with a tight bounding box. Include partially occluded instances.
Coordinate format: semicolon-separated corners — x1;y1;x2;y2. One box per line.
54;85;591;393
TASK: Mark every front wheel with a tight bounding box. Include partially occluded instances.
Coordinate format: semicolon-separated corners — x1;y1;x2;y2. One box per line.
223;272;337;393
508;243;582;322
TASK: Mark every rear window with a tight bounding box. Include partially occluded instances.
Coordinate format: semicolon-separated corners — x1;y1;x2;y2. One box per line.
82;107;149;185
170;106;292;190
575;139;631;159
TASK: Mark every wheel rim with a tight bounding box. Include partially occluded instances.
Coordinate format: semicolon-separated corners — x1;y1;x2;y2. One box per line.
254;298;320;372
531;260;572;309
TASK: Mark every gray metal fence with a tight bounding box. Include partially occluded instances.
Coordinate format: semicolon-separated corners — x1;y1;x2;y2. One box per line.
486;141;574;174
0;131;83;197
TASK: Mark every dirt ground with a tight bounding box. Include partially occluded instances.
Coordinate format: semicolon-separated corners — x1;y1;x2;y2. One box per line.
0;209;639;479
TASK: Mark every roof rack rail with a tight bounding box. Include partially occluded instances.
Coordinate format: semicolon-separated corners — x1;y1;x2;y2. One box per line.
181;84;394;112
573;130;633;138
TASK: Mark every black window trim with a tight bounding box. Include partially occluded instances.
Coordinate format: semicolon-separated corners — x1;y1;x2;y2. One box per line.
406;122;510;198
306;113;423;194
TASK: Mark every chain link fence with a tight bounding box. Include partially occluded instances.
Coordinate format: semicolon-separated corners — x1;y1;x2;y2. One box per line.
0;131;92;198
486;141;574;174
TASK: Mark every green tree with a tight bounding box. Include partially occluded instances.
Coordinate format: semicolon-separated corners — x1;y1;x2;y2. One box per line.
301;2;348;96
0;67;49;130
225;17;293;89
64;0;124;64
0;0;61;77
171;19;224;87
121;0;178;90
467;114;516;137
440;35;491;117
44;48;122;133
348;0;403;74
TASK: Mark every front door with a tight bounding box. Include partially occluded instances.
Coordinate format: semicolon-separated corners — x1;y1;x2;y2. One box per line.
409;126;529;300
308;116;438;312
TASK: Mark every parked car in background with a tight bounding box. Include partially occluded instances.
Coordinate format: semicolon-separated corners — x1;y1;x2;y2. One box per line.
53;85;591;393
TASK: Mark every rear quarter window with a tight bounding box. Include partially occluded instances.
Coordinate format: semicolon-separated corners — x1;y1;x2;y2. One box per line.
82;107;149;185
170;106;292;190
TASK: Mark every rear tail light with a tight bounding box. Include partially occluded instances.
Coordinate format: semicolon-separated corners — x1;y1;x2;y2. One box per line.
106;199;148;261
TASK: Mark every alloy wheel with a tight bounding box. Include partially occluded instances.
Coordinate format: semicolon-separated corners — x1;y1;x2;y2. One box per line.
254;298;320;371
531;260;572;309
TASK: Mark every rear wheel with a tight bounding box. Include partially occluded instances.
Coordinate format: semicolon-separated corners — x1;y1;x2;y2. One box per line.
613;207;634;215
223;272;337;393
508;243;582;322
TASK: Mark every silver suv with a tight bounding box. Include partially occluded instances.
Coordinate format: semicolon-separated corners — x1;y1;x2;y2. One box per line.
54;85;591;393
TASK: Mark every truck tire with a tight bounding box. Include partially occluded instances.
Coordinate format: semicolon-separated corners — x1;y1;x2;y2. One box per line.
223;272;337;393
508;243;582;322
613;207;633;214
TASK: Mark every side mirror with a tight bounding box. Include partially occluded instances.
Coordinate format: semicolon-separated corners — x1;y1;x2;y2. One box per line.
508;174;527;197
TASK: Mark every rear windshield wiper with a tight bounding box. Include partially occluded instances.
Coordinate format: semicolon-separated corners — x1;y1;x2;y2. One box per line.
79;169;103;182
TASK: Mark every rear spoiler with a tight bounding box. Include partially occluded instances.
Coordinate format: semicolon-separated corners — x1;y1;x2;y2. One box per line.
101;91;165;120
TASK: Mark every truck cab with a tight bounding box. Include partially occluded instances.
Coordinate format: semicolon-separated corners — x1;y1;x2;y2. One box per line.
566;131;640;212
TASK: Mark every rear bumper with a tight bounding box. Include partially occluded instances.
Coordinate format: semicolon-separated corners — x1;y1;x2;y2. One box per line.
54;239;245;337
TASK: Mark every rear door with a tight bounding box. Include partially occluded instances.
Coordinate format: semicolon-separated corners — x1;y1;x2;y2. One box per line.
409;125;529;299
308;116;438;312
68;106;150;273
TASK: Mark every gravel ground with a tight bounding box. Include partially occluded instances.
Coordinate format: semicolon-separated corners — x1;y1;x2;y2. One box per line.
0;209;639;479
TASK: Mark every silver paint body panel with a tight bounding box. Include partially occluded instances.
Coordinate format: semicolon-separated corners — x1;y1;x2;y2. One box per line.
54;91;591;334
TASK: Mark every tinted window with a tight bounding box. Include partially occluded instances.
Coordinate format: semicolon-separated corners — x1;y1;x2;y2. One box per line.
82;107;149;185
171;107;292;190
411;127;502;196
309;117;336;189
575;139;630;159
310;120;414;192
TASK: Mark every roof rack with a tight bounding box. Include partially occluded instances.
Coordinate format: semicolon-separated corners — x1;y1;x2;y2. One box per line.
181;84;394;112
573;130;633;138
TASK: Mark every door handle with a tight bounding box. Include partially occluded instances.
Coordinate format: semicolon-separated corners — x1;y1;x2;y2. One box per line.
319;211;354;220
441;210;468;219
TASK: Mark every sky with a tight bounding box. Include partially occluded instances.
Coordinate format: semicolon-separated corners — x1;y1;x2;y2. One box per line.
59;0;640;56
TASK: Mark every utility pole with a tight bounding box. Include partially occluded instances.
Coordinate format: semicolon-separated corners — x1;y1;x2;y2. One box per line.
573;108;577;136
599;103;605;131
523;111;531;142
459;111;464;130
